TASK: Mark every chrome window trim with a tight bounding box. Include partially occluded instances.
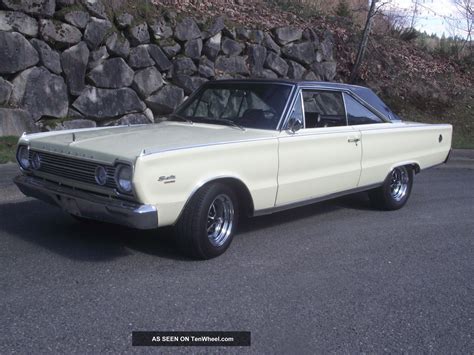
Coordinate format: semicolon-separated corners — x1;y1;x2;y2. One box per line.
175;81;391;132
297;83;393;123
343;92;389;125
342;91;390;124
175;80;297;132
283;89;305;131
342;90;349;126
277;85;301;131
300;90;306;129
283;87;349;131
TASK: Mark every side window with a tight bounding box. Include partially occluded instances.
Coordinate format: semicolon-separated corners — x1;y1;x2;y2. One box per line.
344;93;384;125
302;90;346;128
289;91;304;124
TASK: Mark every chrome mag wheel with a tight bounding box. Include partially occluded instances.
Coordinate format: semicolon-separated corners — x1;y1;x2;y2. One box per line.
390;166;409;201
207;194;235;247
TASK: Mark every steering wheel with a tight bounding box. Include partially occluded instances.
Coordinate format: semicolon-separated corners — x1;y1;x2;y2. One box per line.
261;109;278;120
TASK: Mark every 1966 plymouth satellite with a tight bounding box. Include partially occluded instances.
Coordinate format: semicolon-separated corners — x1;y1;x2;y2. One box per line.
14;79;452;259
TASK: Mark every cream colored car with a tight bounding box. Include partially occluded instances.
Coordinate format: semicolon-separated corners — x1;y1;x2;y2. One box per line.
14;80;452;259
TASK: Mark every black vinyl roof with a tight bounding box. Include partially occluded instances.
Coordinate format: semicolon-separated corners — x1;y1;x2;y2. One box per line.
209;79;402;121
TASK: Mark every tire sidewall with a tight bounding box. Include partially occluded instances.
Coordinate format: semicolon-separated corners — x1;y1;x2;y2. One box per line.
382;166;413;209
195;184;239;258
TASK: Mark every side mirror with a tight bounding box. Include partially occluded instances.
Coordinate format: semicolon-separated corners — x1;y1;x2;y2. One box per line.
287;118;303;133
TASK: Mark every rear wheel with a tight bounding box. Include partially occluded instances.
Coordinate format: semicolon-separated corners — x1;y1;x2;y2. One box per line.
369;166;413;210
175;183;239;259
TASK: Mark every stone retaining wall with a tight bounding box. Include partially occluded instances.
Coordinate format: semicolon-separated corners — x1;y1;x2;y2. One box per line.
0;0;337;136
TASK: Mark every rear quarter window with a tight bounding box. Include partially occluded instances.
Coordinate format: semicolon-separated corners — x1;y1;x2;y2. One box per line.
344;93;384;125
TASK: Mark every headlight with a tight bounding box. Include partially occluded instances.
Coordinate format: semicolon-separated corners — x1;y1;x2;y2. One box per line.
115;164;133;193
31;152;41;170
95;166;107;186
16;145;30;170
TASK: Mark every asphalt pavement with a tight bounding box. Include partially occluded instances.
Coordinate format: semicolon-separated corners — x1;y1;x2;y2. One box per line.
0;162;473;353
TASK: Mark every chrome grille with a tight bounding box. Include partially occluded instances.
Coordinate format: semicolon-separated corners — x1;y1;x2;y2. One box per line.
29;150;117;189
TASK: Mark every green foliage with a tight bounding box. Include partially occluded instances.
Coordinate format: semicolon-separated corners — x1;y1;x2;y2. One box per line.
390;27;473;67
334;0;352;18
0;136;18;164
399;28;419;42
390;27;419;42
384;83;474;150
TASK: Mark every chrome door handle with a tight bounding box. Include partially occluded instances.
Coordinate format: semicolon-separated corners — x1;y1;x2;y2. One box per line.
347;138;360;143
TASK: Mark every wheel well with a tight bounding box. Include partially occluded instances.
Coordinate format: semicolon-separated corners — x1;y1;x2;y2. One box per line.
409;163;421;174
203;178;255;217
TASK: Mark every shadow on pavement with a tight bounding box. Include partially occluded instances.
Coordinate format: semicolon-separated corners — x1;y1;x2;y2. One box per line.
1;192;374;262
0;199;186;262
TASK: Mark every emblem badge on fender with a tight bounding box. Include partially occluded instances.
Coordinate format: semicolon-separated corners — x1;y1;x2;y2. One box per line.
158;175;176;184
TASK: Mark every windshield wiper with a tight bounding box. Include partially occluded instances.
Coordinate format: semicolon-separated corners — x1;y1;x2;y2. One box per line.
169;113;193;124
203;118;246;131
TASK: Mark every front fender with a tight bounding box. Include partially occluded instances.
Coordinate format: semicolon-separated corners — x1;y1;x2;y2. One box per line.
133;140;279;226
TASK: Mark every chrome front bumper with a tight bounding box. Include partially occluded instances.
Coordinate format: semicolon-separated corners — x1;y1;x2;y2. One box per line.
14;175;158;230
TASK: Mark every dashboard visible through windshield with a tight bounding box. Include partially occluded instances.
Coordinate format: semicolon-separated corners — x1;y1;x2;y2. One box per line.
175;82;293;130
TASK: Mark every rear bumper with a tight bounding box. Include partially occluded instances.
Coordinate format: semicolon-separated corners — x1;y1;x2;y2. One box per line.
14;175;158;230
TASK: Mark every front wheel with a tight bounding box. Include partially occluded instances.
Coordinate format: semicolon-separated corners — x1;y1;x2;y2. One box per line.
175;183;239;259
369;166;414;210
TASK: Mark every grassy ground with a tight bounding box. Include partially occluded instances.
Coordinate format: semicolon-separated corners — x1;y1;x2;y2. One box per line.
398;113;473;149
395;95;473;149
0;136;18;164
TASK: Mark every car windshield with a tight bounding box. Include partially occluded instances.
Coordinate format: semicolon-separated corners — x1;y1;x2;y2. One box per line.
175;82;293;130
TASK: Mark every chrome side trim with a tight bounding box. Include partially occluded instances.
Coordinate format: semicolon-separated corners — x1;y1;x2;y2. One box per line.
253;183;382;216
278;126;359;139
142;137;277;156
14;175;158;230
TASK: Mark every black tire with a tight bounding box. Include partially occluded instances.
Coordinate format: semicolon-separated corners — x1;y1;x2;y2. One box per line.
369;165;414;210
175;183;239;259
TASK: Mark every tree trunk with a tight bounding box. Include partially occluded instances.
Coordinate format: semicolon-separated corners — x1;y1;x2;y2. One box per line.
349;0;378;83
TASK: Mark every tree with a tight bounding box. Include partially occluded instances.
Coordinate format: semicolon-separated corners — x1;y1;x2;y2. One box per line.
335;0;352;18
450;0;473;56
438;33;449;56
349;0;389;82
409;0;421;29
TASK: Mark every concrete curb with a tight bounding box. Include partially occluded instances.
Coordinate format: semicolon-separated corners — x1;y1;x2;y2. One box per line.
450;149;474;161
439;149;474;169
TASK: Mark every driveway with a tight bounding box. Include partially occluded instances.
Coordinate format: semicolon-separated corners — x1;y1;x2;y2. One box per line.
0;163;473;353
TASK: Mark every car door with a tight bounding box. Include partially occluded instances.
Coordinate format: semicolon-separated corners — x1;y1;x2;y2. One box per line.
343;92;395;187
276;88;362;206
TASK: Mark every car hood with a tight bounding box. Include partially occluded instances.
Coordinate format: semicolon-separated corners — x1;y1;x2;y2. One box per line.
23;122;277;164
